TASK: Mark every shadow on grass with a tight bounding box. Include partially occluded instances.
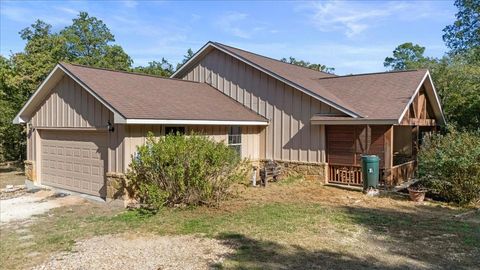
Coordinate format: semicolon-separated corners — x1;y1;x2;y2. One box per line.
215;233;413;270
213;203;480;269
336;204;480;269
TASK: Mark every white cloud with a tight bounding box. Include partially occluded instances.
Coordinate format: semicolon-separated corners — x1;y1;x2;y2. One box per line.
0;4;74;25
215;11;279;39
122;0;138;8
304;1;451;38
55;6;78;15
307;1;410;38
216;11;251;39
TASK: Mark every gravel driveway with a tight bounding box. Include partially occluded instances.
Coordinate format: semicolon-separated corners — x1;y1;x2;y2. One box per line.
33;234;233;270
0;189;84;224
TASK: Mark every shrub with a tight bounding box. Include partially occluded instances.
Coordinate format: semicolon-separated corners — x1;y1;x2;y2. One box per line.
417;128;480;205
127;132;247;208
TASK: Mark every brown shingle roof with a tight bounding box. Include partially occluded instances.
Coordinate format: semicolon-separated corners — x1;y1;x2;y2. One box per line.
212;42;359;116
210;42;428;120
315;70;427;119
60;63;267;122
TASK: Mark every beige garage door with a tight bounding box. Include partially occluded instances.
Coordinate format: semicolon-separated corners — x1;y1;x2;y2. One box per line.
41;131;108;197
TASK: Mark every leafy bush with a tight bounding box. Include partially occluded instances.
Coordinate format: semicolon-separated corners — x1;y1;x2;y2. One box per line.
127;132;247;208
418;128;480;205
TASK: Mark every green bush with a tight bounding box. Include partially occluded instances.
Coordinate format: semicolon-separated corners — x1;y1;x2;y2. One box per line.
127;132;247;208
418;128;480;205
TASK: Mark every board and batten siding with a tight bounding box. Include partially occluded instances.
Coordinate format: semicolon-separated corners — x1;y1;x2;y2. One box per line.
181;49;343;163
123;125;262;171
31;76;113;128
27;75;124;173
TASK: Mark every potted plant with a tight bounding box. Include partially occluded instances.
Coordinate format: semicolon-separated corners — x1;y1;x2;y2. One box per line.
408;182;428;202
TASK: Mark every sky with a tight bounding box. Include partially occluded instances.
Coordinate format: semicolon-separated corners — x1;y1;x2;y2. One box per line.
0;0;457;75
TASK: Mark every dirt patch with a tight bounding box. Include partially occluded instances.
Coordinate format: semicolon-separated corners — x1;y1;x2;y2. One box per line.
0;170;25;188
0;190;85;224
33;234;233;270
0;185;27;199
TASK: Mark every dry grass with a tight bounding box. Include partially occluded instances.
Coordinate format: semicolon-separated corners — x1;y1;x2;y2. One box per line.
0;163;25;188
1;176;479;269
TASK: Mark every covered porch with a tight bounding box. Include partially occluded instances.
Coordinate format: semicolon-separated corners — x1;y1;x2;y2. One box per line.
313;84;440;187
324;124;436;187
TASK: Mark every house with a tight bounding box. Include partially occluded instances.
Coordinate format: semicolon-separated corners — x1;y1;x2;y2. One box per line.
13;41;445;199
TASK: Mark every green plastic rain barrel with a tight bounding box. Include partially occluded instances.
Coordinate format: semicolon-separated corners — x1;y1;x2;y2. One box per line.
361;155;380;190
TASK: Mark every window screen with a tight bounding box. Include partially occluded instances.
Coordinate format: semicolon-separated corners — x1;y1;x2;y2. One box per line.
165;126;185;135
228;126;242;156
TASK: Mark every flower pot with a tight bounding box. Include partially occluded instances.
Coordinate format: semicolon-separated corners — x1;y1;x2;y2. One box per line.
408;188;426;202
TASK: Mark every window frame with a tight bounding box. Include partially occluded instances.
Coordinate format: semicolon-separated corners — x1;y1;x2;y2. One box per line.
165;126;186;135
228;126;242;156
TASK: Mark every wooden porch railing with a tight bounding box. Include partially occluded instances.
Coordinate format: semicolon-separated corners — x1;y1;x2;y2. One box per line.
384;160;416;186
328;164;363;186
328;161;417;187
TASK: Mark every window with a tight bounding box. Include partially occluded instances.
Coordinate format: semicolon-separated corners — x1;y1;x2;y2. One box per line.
228;126;242;156
165;126;185;135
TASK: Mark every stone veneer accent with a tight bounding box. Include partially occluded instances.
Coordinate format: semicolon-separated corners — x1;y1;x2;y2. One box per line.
259;160;328;183
106;172;126;201
24;160;36;182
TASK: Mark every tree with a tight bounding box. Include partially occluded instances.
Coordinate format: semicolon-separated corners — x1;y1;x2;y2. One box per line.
0;56;26;162
0;12;135;161
383;42;431;70
61;12;132;70
431;53;480;130
97;45;133;71
443;0;480;59
280;57;335;73
10;20;68;98
134;58;174;77
176;48;194;70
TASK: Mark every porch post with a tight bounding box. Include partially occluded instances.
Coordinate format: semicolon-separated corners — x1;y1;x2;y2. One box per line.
383;126;394;185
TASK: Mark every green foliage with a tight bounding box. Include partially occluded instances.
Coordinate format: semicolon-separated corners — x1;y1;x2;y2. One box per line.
0;56;26;162
61;12;132;70
443;0;480;60
127;133;247;208
133;58;174;77
432;53;480;130
280;57;335;74
383;42;434;70
0;12;134;161
418;128;480;205
176;48;194;70
384;43;480;130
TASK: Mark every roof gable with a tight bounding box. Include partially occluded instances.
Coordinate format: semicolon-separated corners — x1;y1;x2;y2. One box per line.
14;63;268;125
172;41;361;118
173;41;445;124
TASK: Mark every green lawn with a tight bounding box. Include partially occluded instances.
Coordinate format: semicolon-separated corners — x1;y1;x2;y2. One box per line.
1;178;479;269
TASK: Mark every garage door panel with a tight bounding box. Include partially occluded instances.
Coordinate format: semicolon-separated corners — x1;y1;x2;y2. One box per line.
41;131;107;197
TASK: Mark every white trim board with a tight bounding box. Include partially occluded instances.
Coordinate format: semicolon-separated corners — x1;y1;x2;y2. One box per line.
397;71;446;125
13;64;126;124
311;119;398;125
117;119;269;126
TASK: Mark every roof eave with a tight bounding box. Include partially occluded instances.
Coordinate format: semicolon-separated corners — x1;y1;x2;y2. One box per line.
13;63;128;125
396;70;446;126
311;118;398;125
117;118;269;126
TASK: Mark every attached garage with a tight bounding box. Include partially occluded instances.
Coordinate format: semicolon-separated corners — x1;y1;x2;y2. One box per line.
13;62;268;200
40;131;108;197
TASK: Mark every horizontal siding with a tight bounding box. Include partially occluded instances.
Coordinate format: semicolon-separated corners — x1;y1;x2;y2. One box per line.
31;75;113;128
182;49;342;163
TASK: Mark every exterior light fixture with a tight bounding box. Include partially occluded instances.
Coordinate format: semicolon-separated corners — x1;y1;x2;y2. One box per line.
107;120;115;132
